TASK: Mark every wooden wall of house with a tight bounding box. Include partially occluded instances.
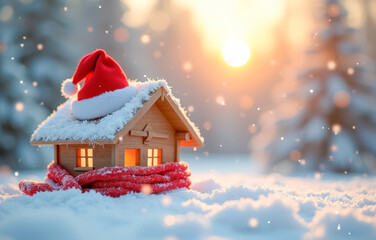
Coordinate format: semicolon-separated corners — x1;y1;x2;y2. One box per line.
57;144;112;176
116;104;176;167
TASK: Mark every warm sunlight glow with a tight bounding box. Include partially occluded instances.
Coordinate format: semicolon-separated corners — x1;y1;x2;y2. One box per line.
222;39;250;67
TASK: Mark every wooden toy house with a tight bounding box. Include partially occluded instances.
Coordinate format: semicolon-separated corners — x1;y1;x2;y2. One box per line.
31;84;203;176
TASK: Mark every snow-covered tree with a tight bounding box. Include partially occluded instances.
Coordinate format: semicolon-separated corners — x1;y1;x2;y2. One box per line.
0;0;132;169
0;0;77;169
251;0;376;173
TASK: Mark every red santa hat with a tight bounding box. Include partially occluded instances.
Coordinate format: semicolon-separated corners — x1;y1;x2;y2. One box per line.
61;49;137;120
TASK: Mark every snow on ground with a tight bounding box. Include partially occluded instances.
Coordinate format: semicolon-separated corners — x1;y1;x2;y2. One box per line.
0;154;375;240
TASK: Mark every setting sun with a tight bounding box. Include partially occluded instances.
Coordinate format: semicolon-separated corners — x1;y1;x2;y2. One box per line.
222;39;251;67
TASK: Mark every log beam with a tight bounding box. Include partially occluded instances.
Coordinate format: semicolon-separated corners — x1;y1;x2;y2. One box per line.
175;132;190;141
129;124;169;144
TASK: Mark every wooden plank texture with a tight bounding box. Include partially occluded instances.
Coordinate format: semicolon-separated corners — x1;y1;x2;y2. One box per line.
59;144;112;176
117;104;176;166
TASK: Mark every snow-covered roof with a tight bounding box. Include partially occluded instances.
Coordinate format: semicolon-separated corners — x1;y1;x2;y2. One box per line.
31;80;203;146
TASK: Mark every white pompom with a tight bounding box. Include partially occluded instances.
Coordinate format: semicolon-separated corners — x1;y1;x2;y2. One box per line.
61;79;79;98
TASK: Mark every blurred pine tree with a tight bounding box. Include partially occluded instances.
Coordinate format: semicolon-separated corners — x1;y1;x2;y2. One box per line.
251;0;376;173
0;0;78;169
0;0;129;169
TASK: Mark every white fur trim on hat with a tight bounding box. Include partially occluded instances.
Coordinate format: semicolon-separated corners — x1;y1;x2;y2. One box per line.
71;85;138;120
61;79;80;97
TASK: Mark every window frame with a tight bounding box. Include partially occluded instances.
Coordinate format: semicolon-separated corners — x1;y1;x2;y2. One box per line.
75;148;93;170
147;148;162;166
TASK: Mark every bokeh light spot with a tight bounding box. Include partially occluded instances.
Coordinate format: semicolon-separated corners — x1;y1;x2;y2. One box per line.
331;144;338;152
15;102;24;112
149;11;170;32
239;95;254;110
0;42;6;53
114;27;129;43
141;34;151;44
153;51;161;58
37;43;44;51
203;122;212;131
328;4;340;17
290;150;302;162
332;124;342;135
187;105;194;113
327;60;337;70
182;61;193;72
334;91;350;108
0;5;13;22
248;124;257;134
216;96;226;106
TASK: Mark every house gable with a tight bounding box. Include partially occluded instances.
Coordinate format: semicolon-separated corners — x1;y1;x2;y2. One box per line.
113;87;203;147
116;103;176;166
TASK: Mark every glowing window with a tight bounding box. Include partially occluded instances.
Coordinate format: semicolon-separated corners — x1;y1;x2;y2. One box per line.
124;149;140;166
76;148;93;168
147;149;162;166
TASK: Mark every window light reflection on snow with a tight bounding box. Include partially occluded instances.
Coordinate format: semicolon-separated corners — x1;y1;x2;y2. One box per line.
164;236;178;240
314;172;322;180
164;215;176;227
248;217;259;228
162;196;172;206
314;226;326;238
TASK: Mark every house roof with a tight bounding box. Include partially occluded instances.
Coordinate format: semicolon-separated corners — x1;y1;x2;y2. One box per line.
31;80;204;147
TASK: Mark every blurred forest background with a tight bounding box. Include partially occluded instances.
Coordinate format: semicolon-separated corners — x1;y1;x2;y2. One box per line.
1;0;376;173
